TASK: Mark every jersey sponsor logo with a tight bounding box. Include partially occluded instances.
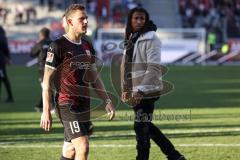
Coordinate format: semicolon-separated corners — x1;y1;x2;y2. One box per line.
46;52;54;63
70;62;91;69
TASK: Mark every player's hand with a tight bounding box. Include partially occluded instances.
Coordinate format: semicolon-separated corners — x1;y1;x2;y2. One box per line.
40;110;52;132
105;102;115;121
121;92;130;102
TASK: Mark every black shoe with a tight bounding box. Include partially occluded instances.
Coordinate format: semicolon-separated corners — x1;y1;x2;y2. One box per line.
168;155;186;160
4;97;14;103
177;156;186;160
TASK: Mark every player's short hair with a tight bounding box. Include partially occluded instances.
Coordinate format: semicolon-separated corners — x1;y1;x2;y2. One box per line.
65;4;85;18
40;27;50;38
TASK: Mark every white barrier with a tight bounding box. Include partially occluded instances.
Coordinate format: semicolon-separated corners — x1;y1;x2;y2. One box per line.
94;28;206;64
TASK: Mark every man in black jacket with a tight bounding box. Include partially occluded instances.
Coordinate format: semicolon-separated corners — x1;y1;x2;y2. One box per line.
0;25;14;103
30;27;52;111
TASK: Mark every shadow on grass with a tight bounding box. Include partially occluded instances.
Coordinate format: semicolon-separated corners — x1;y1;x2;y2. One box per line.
0;130;240;144
1;123;239;137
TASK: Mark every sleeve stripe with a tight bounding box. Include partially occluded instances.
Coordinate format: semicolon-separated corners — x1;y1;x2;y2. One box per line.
45;64;57;70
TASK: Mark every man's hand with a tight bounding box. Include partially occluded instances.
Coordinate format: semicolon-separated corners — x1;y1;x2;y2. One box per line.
121;92;130;102
105;102;115;121
40;111;52;132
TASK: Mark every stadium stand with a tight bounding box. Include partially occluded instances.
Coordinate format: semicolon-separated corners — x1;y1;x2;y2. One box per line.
177;0;240;65
1;0;240;65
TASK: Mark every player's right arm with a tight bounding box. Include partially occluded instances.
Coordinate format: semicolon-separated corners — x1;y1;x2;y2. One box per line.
40;42;59;132
40;67;55;132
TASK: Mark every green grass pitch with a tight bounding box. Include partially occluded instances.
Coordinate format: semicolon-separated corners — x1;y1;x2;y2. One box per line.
0;65;240;160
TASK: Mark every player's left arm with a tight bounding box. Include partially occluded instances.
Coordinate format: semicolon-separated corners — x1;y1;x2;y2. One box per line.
89;64;115;120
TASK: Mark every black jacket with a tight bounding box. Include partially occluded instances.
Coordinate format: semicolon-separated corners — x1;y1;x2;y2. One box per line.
0;26;10;66
30;38;52;70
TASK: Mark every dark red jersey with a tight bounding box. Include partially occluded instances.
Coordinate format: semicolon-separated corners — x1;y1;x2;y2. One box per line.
45;35;95;108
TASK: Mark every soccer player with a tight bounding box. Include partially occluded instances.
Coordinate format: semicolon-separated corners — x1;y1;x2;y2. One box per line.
30;27;52;112
121;7;186;160
40;4;115;160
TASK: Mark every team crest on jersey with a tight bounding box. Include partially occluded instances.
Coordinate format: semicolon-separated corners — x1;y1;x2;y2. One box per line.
85;50;91;56
46;52;54;63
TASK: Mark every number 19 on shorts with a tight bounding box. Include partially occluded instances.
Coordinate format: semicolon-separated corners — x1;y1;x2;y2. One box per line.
69;121;81;134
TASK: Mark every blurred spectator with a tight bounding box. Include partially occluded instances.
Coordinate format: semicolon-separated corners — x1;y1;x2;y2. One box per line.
179;0;187;16
207;27;217;51
55;0;64;10
205;6;220;28
30;27;52;112
112;0;125;24
26;6;37;24
0;5;10;24
0;26;14;102
96;0;110;22
185;4;196;27
226;11;240;38
39;0;45;7
87;0;97;14
15;5;25;24
178;0;240;51
217;4;240;39
234;0;240;17
48;0;54;12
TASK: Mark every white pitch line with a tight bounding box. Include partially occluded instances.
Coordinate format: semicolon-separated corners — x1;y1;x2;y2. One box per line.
177;144;240;147
1;144;240;148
